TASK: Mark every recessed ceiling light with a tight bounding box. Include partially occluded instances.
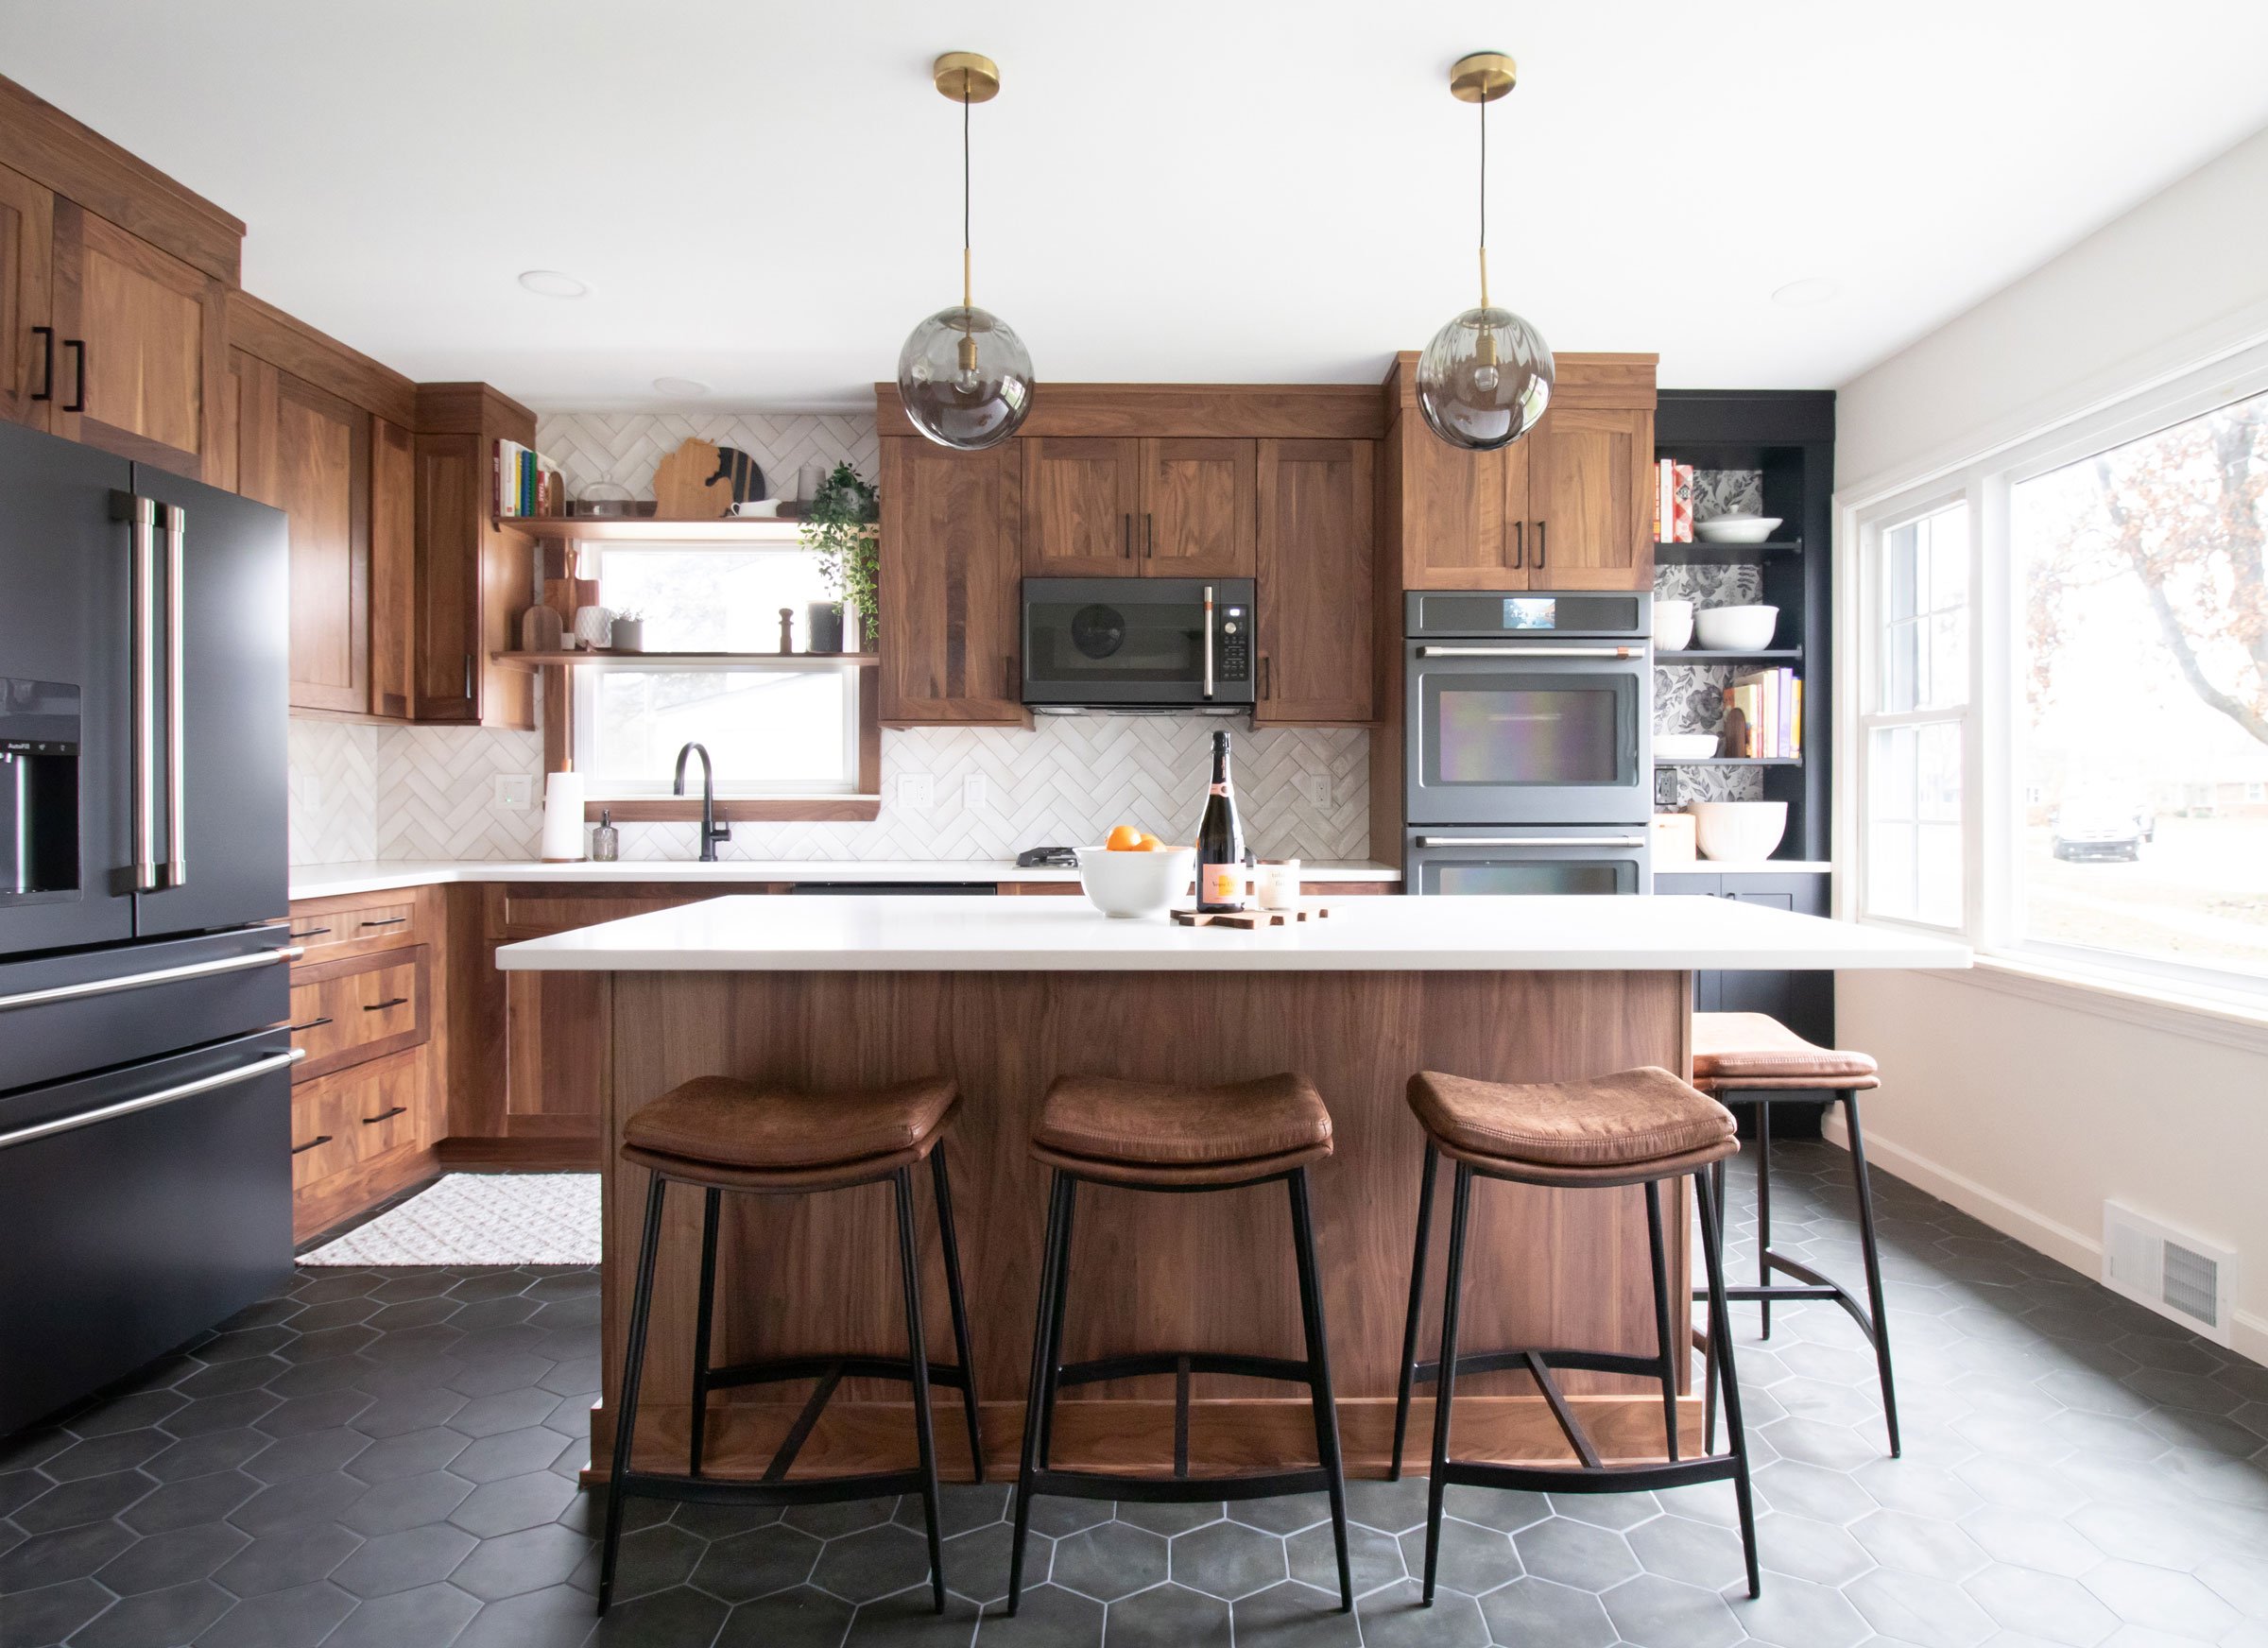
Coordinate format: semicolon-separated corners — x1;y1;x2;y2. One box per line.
517;269;588;299
651;376;710;397
1771;277;1842;310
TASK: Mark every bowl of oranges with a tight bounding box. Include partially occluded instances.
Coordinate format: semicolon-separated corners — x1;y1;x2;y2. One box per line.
1077;827;1195;919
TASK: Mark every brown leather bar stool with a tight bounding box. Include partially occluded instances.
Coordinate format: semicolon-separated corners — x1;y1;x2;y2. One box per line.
1007;1073;1354;1616
1691;1011;1899;1456
598;1075;982;1617
1389;1067;1760;1604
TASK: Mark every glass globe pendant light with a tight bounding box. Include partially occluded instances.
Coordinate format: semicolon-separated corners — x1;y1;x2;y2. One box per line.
896;52;1035;450
1416;52;1554;452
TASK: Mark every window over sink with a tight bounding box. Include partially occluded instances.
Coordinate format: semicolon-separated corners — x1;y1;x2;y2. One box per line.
569;541;862;798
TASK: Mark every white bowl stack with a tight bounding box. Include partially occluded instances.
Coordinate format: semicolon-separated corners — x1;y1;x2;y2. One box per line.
1076;846;1197;919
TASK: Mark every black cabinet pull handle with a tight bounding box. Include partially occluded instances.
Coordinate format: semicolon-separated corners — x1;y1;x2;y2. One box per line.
1121;513;1130;559
288;926;331;939
1534;519;1546;569
286;1017;333;1034
1144;513;1154;559
29;325;53;401
1261;655;1272;700
357;917;406;928
61;339;85;413
291;1135;333;1155
361;1106;408;1125
1511;521;1522;570
363;997;410;1012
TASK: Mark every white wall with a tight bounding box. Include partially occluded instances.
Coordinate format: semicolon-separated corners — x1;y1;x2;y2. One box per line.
1834;124;2268;1361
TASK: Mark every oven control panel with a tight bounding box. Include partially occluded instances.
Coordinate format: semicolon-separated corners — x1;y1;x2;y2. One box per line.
1216;603;1250;681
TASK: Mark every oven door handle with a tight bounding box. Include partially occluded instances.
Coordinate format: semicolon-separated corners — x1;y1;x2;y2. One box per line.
0;1048;305;1152
1414;644;1642;659
1202;584;1214;700
1414;835;1647;849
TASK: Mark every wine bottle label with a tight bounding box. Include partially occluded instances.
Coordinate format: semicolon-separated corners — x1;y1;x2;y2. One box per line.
1208;783;1228;797
1200;864;1246;905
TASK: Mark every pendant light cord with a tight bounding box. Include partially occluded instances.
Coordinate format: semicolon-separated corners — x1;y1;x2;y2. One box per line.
962;87;973;312
1478;92;1489;310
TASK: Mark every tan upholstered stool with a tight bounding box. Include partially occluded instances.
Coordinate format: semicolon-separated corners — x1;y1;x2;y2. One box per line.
1391;1066;1761;1604
1692;1011;1899;1456
598;1076;980;1618
1007;1073;1354;1616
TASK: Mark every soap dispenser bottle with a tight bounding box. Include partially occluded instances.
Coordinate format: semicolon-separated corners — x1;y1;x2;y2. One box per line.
591;807;620;863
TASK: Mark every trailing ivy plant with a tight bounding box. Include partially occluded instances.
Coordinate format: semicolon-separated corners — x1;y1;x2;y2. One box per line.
800;462;880;630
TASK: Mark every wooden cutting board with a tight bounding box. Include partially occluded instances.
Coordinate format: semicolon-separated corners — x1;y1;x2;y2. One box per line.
1170;906;1332;929
650;438;733;519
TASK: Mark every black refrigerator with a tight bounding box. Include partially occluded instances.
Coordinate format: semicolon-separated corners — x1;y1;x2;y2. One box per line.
0;419;294;1437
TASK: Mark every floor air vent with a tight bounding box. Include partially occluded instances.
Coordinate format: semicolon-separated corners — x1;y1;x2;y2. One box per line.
2102;1200;2235;1347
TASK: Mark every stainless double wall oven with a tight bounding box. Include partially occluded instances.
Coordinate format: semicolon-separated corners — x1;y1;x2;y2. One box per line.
1403;590;1654;894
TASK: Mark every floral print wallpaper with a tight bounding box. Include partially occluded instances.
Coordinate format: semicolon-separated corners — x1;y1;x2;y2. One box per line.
1654;470;1768;807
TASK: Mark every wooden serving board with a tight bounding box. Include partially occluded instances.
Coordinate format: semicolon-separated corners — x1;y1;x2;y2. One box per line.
1170;905;1332;929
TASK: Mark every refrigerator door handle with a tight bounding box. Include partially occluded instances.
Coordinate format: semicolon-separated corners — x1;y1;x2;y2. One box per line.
0;945;302;1012
0;1048;304;1153
162;502;188;888
115;490;161;891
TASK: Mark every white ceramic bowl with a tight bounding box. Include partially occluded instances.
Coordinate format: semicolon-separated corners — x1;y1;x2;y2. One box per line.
1693;604;1779;651
1651;599;1694;651
1690;801;1788;863
1654;732;1721;762
1694;514;1783;545
1077;845;1196;919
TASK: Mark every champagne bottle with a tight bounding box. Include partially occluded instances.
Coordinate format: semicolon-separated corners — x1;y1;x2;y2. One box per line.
1195;730;1248;913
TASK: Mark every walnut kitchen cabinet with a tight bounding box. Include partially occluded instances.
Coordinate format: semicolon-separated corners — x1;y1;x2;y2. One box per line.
412;383;538;729
1523;404;1654;591
880;435;1026;725
1022;436;1256;577
369;418;417;719
0;162;53;430
1256;438;1373;724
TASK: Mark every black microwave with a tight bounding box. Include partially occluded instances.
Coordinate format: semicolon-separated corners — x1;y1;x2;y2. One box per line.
1021;578;1255;712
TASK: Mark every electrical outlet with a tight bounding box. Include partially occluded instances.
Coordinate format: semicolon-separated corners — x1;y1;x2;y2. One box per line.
897;773;934;810
495;774;535;812
1304;773;1332;809
963;774;988;811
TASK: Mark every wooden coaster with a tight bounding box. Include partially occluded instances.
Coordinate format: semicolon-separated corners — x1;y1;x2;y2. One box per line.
1170;905;1332;929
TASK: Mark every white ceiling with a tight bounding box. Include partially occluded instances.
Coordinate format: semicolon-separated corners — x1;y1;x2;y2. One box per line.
8;1;2268;411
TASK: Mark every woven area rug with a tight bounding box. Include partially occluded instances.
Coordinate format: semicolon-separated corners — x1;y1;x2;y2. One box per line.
300;1173;600;1266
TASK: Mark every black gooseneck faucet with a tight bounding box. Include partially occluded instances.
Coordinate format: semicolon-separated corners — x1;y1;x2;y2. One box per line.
672;742;730;862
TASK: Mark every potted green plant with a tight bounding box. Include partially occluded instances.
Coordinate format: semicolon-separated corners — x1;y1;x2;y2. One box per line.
799;463;879;649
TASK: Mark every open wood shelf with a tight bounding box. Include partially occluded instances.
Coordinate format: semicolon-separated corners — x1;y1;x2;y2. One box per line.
490;650;876;671
492;514;808;541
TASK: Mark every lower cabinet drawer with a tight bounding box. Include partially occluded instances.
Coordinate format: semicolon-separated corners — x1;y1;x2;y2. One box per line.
289;947;430;1081
291;1048;424;1193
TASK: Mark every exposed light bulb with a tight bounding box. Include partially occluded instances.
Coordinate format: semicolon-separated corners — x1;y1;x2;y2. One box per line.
1472;364;1502;393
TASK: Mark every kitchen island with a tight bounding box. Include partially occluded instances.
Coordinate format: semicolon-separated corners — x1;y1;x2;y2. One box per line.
498;895;1966;1482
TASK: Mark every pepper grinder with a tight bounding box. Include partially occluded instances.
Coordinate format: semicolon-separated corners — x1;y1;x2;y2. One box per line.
590;807;619;863
777;607;795;654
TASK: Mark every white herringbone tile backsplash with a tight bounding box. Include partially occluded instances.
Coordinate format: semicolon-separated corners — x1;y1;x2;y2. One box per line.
287;719;378;865
535;412;877;505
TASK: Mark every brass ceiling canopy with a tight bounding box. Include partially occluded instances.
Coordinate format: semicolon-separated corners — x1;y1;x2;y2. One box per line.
1449;51;1518;104
932;51;1000;104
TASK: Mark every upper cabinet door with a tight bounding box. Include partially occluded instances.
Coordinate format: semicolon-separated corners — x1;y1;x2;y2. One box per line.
1022;437;1141;575
49;201;224;481
1256;439;1374;725
368;418;415;720
1141;438;1256;576
1523;405;1653;591
0;163;54;431
1397;419;1524;590
881;437;1026;725
238;363;371;715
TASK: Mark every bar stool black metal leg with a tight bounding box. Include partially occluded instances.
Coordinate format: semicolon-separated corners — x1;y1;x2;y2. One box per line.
1705;1154;1727;1456
893;1168;947;1614
1422;1161;1474;1607
1644;1179;1680;1463
1841;1092;1902;1458
1034;1177;1077;1475
1390;1144;1438;1482
1753;1098;1773;1339
687;1187;720;1477
930;1144;986;1482
1287;1168;1354;1613
1007;1172;1071;1617
1695;1168;1761;1600
597;1174;667;1615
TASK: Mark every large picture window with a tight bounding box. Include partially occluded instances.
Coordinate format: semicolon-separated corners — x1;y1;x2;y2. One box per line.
1860;503;1968;928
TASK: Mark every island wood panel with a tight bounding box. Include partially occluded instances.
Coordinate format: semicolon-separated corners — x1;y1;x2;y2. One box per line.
595;966;1695;1477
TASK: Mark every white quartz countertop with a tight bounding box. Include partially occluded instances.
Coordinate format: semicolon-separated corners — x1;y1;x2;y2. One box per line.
494;893;1968;974
289;859;1403;901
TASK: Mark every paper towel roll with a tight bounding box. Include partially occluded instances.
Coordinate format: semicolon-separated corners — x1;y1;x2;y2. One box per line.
541;771;586;863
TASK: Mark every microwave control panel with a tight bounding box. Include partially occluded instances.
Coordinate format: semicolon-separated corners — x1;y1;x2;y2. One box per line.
1216;605;1250;681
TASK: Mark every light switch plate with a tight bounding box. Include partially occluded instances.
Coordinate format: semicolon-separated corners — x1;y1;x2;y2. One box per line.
495;774;535;812
1305;774;1332;808
963;774;988;811
897;773;934;810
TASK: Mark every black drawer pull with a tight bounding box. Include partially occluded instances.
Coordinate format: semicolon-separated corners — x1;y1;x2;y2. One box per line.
290;1135;333;1156
363;997;410;1012
361;1106;408;1125
288;927;331;939
30;325;53;401
62;338;85;413
358;917;407;928
286;1017;333;1034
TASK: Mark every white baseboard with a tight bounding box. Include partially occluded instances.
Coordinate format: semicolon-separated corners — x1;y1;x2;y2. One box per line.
1818;1113;2268;1369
